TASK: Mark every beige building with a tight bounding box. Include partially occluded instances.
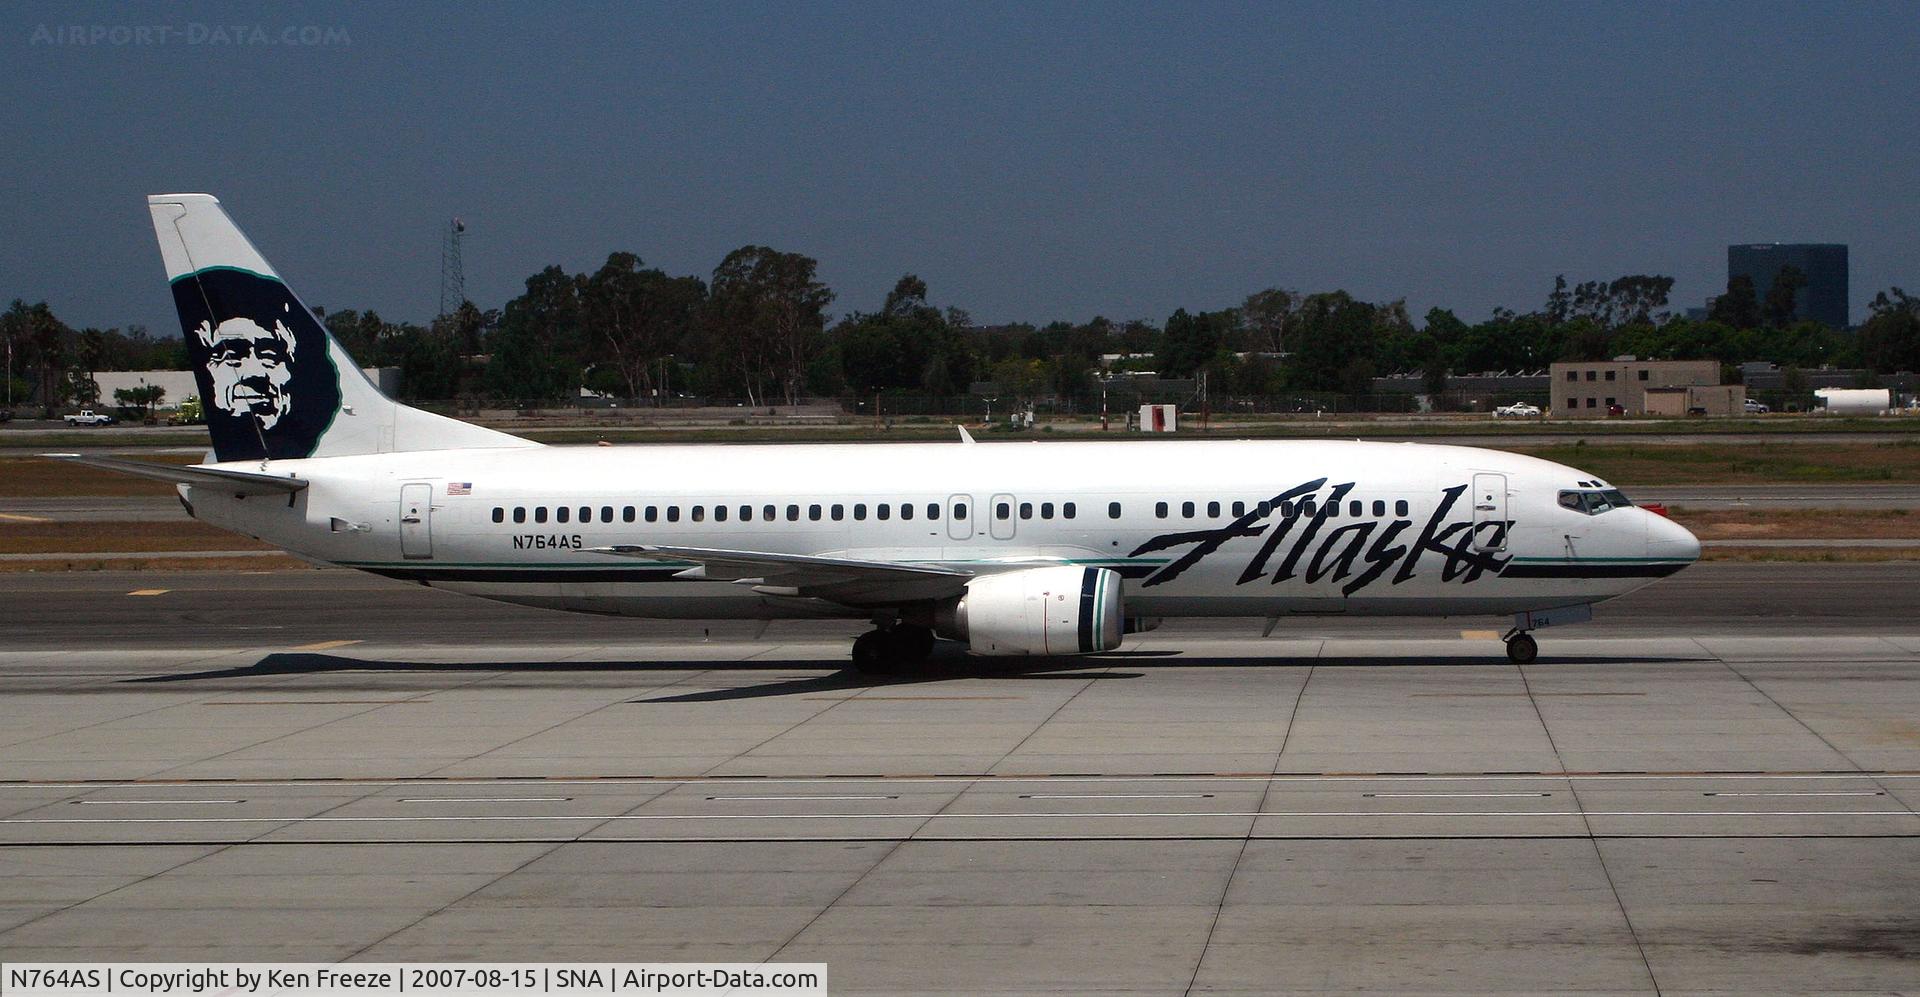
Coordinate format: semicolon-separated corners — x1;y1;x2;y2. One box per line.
1550;358;1741;417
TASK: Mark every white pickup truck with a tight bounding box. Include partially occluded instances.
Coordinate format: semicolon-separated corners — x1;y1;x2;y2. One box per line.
62;409;116;426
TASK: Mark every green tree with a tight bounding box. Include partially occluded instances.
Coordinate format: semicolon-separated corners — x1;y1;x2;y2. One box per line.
1709;275;1762;329
486;266;585;402
1857;289;1920;374
112;383;165;420
1763;265;1808;328
580;252;706;403
706;246;834;406
1240;288;1297;353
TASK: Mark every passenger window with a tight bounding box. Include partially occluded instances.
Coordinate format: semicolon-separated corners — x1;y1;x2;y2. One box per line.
764;504;776;521
645;506;658;523
1182;501;1195;518
1372;500;1385;517
714;505;728;522
579;506;590;523
1349;501;1362;517
1301;499;1317;517
809;504;822;521
738;505;751;521
786;504;800;521
1207;501;1220;517
557;507;570;524
513;507;527;524
691;506;706;523
853;503;867;521
830;504;844;521
1257;501;1271;516
953;502;967;520
1063;502;1076;519
1109;502;1122;519
1395;500;1408;517
900;503;913;521
1040;502;1054;520
1232;501;1245;517
666;506;680;523
491;507;504;523
1019;502;1033;520
1280;502;1294;517
1155;502;1168;519
996;502;1011;520
877;504;890;521
535;507;548;524
622;506;635;523
601;506;613;523
929;503;941;520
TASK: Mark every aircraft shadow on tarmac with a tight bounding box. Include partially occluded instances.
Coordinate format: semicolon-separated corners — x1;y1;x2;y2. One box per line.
122;647;1711;700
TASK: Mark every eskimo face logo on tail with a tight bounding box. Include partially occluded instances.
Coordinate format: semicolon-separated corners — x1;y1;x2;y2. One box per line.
171;268;341;460
197;315;297;429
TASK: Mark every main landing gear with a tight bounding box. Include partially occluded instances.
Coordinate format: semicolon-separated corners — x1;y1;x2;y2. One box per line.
851;624;936;674
1502;630;1538;664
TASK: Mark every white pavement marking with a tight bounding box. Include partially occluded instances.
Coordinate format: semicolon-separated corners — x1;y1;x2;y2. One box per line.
1703;791;1885;797
1365;792;1553;798
1021;794;1216;800
72;799;242;805
399;797;573;803
706;795;899;801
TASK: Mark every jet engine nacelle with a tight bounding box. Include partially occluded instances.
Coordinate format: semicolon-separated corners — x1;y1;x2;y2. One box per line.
938;565;1124;656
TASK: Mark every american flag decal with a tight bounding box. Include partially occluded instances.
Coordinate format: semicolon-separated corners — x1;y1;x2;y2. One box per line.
447;482;472;495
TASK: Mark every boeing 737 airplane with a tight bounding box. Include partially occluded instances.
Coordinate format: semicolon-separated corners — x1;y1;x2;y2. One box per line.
50;194;1701;670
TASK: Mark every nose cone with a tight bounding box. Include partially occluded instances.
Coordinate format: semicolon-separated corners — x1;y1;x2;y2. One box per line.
1645;509;1701;564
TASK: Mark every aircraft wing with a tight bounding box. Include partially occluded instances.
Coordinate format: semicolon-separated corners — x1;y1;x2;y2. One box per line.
40;454;308;494
588;544;972;605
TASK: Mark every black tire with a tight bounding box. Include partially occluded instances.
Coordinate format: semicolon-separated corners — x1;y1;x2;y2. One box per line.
1506;632;1539;664
851;630;895;674
891;625;936;664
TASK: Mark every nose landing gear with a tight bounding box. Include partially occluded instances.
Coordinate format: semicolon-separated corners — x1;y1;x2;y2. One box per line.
1502;630;1538;664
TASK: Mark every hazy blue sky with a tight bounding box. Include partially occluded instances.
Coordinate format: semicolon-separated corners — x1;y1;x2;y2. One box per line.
4;1;1916;336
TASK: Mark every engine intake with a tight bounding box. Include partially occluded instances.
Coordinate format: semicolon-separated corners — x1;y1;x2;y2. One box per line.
938;565;1124;656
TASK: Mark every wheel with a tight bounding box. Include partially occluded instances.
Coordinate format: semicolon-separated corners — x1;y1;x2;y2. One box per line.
889;625;935;664
1506;632;1538;664
851;630;897;674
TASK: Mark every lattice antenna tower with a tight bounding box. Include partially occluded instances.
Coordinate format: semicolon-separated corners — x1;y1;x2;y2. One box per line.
438;217;466;317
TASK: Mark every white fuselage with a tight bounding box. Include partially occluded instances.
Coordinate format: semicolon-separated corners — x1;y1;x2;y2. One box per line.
182;438;1698;624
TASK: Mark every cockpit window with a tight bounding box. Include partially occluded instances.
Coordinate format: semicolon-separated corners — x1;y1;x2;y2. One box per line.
1558;488;1635;515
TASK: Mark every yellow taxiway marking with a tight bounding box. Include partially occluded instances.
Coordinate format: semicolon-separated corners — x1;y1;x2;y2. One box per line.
0;513;52;523
127;589;170;597
289;639;363;652
1459;629;1502;640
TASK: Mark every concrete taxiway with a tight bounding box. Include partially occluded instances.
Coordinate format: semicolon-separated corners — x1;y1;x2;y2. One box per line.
0;566;1916;993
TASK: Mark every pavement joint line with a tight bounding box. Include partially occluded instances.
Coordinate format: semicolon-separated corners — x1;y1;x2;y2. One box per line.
4;832;1920;847
1516;658;1662;995
1;771;1915;789
4;810;1917;825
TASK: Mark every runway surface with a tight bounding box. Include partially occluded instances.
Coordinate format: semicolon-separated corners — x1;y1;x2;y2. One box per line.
1;566;1917;992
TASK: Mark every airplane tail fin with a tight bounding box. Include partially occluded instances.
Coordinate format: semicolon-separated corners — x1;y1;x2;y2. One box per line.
148;194;536;462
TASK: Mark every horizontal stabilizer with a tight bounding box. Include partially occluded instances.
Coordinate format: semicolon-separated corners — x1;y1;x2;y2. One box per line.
40;453;308;494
